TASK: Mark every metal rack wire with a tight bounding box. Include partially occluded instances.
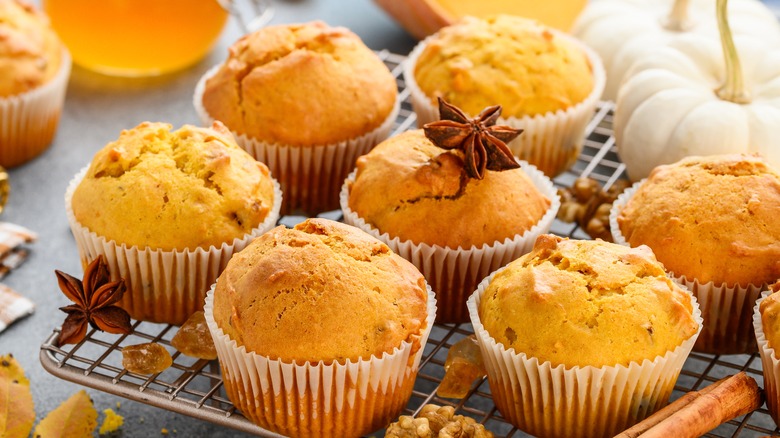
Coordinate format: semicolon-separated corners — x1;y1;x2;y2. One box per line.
39;51;779;438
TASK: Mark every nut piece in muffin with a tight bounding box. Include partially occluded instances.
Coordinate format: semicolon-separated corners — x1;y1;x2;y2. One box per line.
348;129;550;249
213;218;429;363
209;218;433;437
71;121;276;251
616;153;780;287
479;234;698;368
413;15;594;119
0;0;62;97
202;21;397;147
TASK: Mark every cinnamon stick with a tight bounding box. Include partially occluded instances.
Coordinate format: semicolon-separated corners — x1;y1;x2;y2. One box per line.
615;377;727;438
618;372;763;438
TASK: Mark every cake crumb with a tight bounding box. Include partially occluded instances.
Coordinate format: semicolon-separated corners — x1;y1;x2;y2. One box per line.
99;408;124;434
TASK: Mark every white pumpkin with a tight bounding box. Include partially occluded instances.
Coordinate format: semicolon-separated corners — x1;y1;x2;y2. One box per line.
614;0;780;181
573;0;780;101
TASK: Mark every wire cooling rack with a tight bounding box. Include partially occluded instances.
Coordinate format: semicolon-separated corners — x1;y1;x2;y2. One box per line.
40;51;779;438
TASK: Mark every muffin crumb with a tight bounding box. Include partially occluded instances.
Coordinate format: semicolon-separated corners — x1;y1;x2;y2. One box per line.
98;408;124;434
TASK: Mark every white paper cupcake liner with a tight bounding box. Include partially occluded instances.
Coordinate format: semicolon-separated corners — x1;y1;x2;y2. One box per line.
754;291;780;426
64;166;282;325
467;267;702;438
340;160;560;323
403;30;605;178
611;182;764;354
0;49;71;168
194;64;399;215
204;282;437;438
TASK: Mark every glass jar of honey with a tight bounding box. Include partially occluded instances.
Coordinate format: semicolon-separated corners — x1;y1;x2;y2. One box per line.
43;0;230;77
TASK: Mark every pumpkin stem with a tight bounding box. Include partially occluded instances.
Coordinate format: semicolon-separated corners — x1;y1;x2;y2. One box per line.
716;0;750;103
664;0;692;31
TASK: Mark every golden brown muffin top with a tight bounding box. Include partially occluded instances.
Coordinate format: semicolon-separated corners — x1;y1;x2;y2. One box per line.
212;218;430;364
760;283;780;353
0;0;62;97
413;15;593;118
348;129;551;248
617;154;780;287
71;121;276;251
202;21;397;146
479;235;699;368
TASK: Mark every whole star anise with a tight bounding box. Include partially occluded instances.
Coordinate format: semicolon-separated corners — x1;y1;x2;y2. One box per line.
423;98;522;180
55;256;132;345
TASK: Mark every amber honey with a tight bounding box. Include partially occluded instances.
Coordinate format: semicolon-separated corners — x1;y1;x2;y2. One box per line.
43;0;229;76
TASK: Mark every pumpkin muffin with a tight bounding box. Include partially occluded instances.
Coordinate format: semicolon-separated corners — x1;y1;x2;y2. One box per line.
612;153;780;354
412;16;593;119
0;0;70;166
205;218;436;437
404;15;605;176
347;130;551;249
195;21;398;214
755;283;780;426
66;121;281;325
342;109;559;322
469;235;701;438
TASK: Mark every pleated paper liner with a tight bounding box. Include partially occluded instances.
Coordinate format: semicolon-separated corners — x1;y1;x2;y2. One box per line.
340;160;560;323
403;29;605;178
0;49;71;167
467;267;703;438
754;291;780;427
194;64;399;215
204;283;437;438
64;166;282;325
611;181;765;354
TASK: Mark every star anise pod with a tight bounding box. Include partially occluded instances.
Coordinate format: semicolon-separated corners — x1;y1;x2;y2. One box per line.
55;256;132;345
423;97;522;180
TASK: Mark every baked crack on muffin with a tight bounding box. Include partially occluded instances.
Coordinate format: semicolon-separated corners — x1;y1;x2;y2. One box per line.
72;121;276;251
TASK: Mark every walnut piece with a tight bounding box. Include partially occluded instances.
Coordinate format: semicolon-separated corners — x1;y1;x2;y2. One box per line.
385;404;493;438
556;177;631;242
385;416;433;438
